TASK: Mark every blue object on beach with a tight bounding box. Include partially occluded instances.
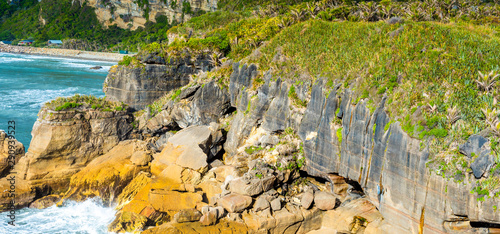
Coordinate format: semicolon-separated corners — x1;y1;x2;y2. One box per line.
119;50;129;54
48;40;63;45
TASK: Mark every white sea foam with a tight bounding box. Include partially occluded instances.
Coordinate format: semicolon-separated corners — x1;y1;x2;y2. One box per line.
0;57;34;63
0;198;116;234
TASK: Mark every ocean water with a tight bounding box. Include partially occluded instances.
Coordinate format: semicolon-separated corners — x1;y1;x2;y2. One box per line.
0;52;114;150
0;53;117;233
0;198;116;234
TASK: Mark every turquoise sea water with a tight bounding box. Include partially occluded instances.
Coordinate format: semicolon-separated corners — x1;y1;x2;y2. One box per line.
0;52;114;150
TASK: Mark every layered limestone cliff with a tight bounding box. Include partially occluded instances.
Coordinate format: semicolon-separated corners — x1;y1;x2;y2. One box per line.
221;63;500;233
80;0;218;30
104;52;213;110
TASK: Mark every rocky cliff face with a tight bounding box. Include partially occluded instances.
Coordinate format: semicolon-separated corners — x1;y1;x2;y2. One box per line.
4;59;499;233
104;52;213;110
80;0;218;30
0;106;133;210
221;64;500;233
0;130;24;178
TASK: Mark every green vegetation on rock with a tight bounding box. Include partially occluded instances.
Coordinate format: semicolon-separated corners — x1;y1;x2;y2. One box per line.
46;95;127;112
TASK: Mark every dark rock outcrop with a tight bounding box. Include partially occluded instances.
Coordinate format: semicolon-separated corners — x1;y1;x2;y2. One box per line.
459;134;489;158
470;150;495;179
171;81;231;128
104;53;212;111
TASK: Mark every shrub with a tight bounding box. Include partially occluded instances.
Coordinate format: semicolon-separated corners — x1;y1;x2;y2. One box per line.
55;102;82;111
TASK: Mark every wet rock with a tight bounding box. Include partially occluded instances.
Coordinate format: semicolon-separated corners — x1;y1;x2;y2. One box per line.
174;208;202;223
218;193;253;213
314;191;337;210
29;195;61;209
459;134;488;158
108;211;148;233
470;150;495;179
301;191;314;209
89;66;102;70
115;172;152;208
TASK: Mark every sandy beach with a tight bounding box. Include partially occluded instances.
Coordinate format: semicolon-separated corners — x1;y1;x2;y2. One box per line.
0;45;127;62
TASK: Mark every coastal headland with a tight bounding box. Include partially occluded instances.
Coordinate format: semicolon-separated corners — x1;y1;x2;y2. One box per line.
0;45;127;62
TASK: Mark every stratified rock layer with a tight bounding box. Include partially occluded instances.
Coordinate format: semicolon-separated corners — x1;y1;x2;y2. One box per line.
104;53;212;111
81;0;217;30
223;63;500;233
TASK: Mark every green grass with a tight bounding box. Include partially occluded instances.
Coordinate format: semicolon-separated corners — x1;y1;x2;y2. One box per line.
55;102;82;111
250;20;500;138
46;94;127;112
288;84;307;107
245;146;263;154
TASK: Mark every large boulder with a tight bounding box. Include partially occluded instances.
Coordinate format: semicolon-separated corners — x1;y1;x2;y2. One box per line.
313;191;337;211
470;150;495;179
301;191;314;209
218;193;252;213
319;198;385;233
173;208;202;223
151;124;224;177
459;135;488;158
171;81;231;128
229;176;276;197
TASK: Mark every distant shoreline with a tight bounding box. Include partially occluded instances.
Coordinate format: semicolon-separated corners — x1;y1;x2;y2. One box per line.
0;45;127;62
